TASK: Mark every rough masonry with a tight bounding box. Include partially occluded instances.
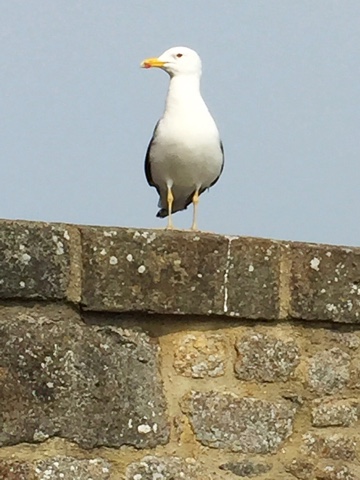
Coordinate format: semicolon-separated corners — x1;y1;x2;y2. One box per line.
0;219;360;479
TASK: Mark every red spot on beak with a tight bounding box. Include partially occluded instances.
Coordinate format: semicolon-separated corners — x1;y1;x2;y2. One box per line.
143;62;151;69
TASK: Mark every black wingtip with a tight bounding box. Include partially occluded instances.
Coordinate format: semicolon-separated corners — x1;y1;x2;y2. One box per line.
156;208;168;218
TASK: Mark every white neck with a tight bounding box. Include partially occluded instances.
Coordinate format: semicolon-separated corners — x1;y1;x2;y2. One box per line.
164;74;204;114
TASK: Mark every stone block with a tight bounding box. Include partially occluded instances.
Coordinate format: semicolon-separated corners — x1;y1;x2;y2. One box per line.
288;242;360;322
35;457;111;480
226;237;280;319
0;220;80;302
0;310;169;449
235;332;300;382
219;460;272;477
0;460;35;480
182;391;297;453
285;458;315;479
0;457;111;480
303;432;357;461
315;465;357;480
311;398;359;427
173;333;227;378
81;227;228;315
307;348;351;395
125;456;207;480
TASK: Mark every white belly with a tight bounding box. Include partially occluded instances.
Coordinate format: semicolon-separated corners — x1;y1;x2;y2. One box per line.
150;136;223;190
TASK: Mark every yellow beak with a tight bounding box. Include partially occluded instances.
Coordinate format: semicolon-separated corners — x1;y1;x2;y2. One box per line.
141;57;166;69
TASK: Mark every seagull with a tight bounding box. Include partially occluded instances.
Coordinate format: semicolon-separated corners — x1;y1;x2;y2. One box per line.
141;46;224;231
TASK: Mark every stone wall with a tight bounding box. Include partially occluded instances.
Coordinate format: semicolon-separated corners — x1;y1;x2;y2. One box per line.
0;219;360;479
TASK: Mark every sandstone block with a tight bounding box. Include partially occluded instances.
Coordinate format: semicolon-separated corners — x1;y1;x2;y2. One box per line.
311;398;359;427
288;243;360;322
81;227;228;315
0;220;80;302
307;348;351;395
173;333;227;378
125;456;206;480
0;312;169;449
219;460;272;477
235;332;300;382
226;237;280;319
303;432;356;461
182;391;297;453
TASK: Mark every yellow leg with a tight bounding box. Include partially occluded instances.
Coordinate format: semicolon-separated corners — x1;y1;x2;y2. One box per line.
191;189;200;231
166;186;174;230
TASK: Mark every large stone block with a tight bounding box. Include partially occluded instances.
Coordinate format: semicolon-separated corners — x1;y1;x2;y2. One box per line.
311;398;359;427
0;220;80;302
173;333;227;378
81;227;228;314
182;391;297;453
0;457;111;480
125;456;208;480
235;332;300;382
303;432;357;461
226;237;281;319
0;310;169;449
219;460;272;477
307;348;351;395
288;242;360;322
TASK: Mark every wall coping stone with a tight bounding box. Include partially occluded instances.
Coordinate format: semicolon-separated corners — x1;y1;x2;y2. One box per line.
1;219;359;323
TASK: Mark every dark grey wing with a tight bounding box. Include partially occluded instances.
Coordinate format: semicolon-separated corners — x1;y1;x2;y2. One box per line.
210;140;224;188
144;121;160;189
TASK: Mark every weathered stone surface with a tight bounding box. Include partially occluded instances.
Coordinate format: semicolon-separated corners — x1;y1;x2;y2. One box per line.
0;220;80;302
173;333;227;378
34;456;111;480
285;458;315;479
235;332;300;382
328;331;360;350
0;460;35;480
182;391;297;453
81;227;228;315
307;348;351;395
0;457;111;480
311;398;359;427
288;242;360;322
125;456;206;480
315;465;357;480
303;432;357;461
226;237;280;319
0;312;169;449
219;460;272;477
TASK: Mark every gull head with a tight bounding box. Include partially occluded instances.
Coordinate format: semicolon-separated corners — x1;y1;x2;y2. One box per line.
141;46;202;77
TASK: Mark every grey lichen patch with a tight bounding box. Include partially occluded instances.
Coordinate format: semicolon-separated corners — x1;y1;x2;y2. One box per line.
303;432;357;461
81;227;228;315
235;332;300;382
35;456;111;480
0;220;81;302
226;237;281;319
219;460;272;477
288;242;360;322
307;348;351;395
125;456;206;480
0;312;169;449
173;333;227;378
311;398;359;427
182;391;297;453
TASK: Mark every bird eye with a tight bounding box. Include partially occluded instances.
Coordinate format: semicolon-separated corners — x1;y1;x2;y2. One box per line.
176;53;183;58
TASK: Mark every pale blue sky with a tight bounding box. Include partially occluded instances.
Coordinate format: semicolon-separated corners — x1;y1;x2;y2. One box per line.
1;1;359;245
